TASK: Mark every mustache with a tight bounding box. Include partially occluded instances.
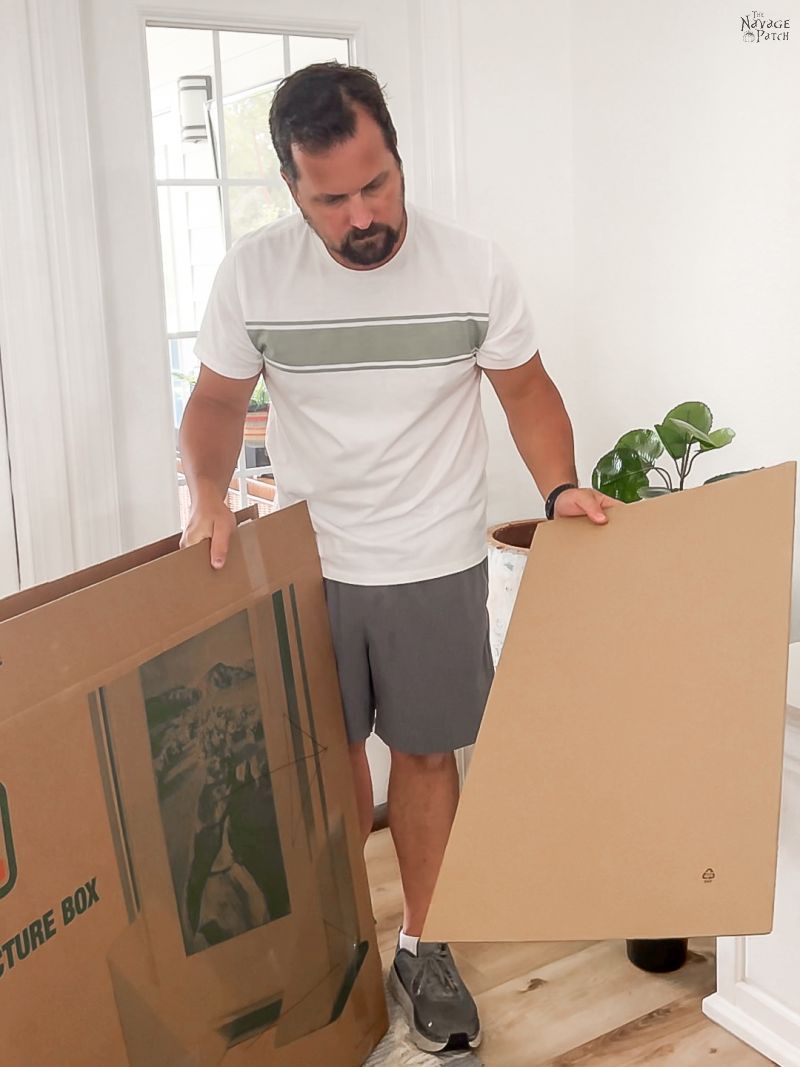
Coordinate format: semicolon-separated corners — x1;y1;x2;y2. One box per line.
347;223;387;240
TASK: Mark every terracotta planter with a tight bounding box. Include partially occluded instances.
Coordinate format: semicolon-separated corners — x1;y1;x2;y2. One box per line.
244;407;269;443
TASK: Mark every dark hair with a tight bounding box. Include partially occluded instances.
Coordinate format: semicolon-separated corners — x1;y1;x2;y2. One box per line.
269;62;402;183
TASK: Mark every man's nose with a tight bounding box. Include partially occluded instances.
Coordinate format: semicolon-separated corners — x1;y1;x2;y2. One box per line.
348;194;373;231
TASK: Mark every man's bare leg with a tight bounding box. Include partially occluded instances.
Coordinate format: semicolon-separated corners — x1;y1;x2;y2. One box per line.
387;750;459;936
349;740;375;843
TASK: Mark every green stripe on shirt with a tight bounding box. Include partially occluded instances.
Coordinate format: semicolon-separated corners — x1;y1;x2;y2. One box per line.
246;317;490;371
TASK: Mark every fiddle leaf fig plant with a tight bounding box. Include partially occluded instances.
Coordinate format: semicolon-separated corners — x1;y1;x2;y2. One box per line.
592;401;747;503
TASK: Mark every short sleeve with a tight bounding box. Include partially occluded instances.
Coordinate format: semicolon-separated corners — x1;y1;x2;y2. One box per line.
476;243;538;370
193;247;264;380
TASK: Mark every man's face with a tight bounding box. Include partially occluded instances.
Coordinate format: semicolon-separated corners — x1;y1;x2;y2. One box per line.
285;106;406;270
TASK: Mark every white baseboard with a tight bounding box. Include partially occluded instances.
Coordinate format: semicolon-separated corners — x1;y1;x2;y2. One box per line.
703;992;800;1067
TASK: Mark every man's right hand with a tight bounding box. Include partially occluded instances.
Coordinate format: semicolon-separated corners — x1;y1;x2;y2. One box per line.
180;498;236;569
178;364;261;569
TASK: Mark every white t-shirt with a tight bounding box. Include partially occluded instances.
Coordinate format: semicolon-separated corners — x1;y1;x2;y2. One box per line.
194;205;537;585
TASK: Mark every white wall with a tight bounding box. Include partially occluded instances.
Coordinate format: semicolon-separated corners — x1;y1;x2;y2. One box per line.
570;0;800;634
457;0;576;526
454;0;799;634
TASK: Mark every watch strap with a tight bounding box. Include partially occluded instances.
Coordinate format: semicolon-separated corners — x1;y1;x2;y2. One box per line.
545;482;578;520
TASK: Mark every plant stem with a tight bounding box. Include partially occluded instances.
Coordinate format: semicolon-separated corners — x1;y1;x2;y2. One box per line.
678;444;695;490
672;453;684;491
652;466;674;490
685;446;704;482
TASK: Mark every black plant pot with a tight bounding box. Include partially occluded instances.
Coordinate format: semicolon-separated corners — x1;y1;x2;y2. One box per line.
626;938;688;973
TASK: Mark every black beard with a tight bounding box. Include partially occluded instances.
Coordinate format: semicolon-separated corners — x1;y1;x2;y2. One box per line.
337;222;400;266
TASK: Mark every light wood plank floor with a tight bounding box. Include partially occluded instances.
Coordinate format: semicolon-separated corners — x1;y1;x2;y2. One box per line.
365;829;777;1066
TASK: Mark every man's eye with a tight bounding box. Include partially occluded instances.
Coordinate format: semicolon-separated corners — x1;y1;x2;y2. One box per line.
323;195;347;206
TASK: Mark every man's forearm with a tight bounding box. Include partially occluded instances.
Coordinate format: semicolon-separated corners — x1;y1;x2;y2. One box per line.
179;394;245;506
505;381;578;501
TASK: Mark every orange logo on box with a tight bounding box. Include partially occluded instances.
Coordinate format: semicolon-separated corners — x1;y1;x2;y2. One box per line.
0;783;17;900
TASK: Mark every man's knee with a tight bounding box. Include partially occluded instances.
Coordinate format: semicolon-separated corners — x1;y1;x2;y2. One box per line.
391;749;455;774
348;739;368;767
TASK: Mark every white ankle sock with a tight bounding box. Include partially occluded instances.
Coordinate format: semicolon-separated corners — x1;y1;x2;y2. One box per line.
398;929;420;956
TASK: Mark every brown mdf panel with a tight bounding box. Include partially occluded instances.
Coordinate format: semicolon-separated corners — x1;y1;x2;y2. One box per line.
425;463;796;943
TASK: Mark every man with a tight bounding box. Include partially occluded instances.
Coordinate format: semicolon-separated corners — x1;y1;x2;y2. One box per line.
180;62;617;1053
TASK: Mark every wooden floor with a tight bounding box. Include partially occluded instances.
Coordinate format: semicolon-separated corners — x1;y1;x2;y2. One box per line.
365;829;777;1066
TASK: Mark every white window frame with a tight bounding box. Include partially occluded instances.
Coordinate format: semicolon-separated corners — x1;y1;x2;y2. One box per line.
147;22;353;506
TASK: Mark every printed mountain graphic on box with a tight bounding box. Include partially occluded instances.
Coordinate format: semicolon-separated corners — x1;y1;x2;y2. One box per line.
147;659;261;768
203;661;255;690
145;661;257;736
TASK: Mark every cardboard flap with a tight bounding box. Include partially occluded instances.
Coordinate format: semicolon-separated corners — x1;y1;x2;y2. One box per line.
0;506;259;625
424;463;796;942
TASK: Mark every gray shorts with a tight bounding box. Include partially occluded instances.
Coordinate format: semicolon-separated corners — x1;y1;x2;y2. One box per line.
323;560;494;755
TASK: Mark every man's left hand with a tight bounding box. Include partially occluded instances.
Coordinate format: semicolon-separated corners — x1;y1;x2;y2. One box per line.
554;487;621;525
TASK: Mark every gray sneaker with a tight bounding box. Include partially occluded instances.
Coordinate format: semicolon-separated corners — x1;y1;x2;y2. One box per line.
389;941;482;1053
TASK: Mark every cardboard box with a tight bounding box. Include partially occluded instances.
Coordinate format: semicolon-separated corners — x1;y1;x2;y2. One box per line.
0;504;387;1066
425;462;797;942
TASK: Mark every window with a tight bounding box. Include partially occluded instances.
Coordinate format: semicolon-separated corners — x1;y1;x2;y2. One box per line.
145;25;351;521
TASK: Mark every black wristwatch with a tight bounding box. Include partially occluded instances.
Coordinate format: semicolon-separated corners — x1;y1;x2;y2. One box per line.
545;482;578;520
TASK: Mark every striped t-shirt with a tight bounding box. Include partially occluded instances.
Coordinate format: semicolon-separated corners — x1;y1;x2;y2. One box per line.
195;204;537;584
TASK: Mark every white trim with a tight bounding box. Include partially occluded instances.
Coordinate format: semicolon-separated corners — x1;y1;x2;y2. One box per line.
704;990;800;1067
141;7;363;38
0;354;20;597
82;0;184;551
156;178;274;186
705;703;800;1064
212;28;232;247
0;0;121;585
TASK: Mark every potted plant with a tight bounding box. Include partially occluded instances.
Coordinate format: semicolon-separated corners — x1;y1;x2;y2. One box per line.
592;400;746;503
592;400;749;973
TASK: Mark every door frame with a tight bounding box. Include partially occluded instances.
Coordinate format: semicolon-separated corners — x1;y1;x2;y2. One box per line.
0;351;20;597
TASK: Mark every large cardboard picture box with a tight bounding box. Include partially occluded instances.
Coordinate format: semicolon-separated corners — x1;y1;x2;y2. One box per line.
0;505;387;1066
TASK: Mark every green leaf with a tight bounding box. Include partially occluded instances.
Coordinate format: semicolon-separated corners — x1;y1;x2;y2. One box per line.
596;446;652;477
655;402;713;460
592;449;650;502
637;486;673;499
699;427;736;452
667;417;716;447
593;449;623;486
703;469;755;485
615;429;664;466
604;471;650;502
